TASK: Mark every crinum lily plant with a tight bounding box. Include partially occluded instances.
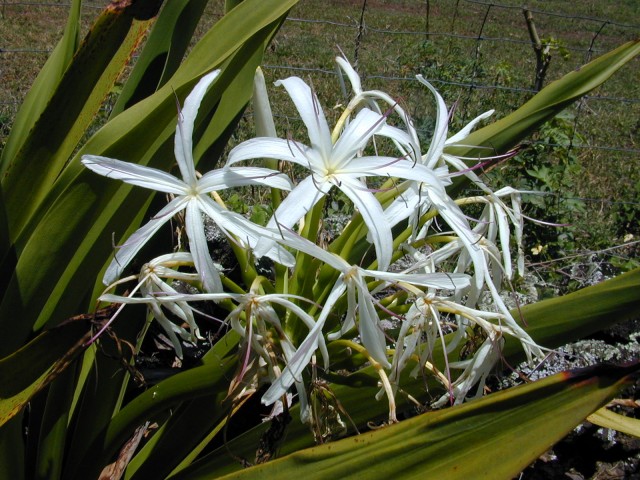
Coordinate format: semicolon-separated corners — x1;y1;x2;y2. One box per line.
84;56;546;427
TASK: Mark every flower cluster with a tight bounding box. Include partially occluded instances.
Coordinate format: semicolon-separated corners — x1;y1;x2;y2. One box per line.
83;58;545;425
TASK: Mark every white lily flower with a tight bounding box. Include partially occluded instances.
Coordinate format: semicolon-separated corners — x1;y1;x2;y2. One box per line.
82;70;294;291
259;228;472;406
98;252;203;358
335;56;421;162
227;76;456;271
432;334;505;407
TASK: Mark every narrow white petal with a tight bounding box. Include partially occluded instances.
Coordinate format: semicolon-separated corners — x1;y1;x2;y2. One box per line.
198;167;292;192
331;108;385;169
82;155;188;195
446;110;494;146
417;75;449;168
197;196;296;267
356;281;391;368
383;185;421;227
335;56;363;94
275;77;333;160
261;278;346;405
363;269;471;291
226;137;311;168
175;69;221;184
261;317;325;405
339;177;393;271
104;197;188;285
185;201;222;292
267;175;330;230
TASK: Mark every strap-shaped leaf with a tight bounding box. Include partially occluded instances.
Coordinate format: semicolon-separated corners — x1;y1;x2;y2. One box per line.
2;0;160;242
0;0;298;356
208;364;639;480
0;315;91;427
110;0;209;117
0;0;82;174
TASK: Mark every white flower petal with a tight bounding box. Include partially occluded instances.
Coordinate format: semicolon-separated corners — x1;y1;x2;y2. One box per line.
261;278;346;405
226;137;311;168
104;197;188;285
356;281;391;368
185;201;222;292
339;177;393;271
363;269;471;291
175;69;221;184
267;175;331;230
331;108;385;169
335;56;363;94
81;155;188;195
417;75;449;168
198;167;293;192
446;110;494;146
275;77;333;160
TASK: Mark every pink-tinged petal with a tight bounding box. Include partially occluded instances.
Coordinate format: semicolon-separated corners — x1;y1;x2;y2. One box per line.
331;108;385;168
82;155;188;195
104;197;188;285
275;77;333;159
339;177;393;271
226;137;311;168
174;69;221;184
267;175;331;230
185;201;222;293
198;167;292;192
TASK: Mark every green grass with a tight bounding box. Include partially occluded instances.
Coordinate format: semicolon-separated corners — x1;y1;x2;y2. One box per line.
1;0;638;278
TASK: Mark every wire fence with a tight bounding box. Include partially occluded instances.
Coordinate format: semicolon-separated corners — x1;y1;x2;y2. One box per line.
1;0;639;269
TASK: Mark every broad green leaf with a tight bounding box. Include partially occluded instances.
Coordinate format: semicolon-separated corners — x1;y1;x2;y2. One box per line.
123;331;243;479
0;0;81;173
208;364;639;480
2;0;161;243
110;0;209;117
588;407;640;439
0;314;91;427
71;331;241;480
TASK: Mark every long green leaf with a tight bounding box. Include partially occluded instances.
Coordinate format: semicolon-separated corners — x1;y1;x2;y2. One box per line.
0;0;82;173
111;0;209;117
211;364;639;480
2;0;161;242
0;315;91;427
